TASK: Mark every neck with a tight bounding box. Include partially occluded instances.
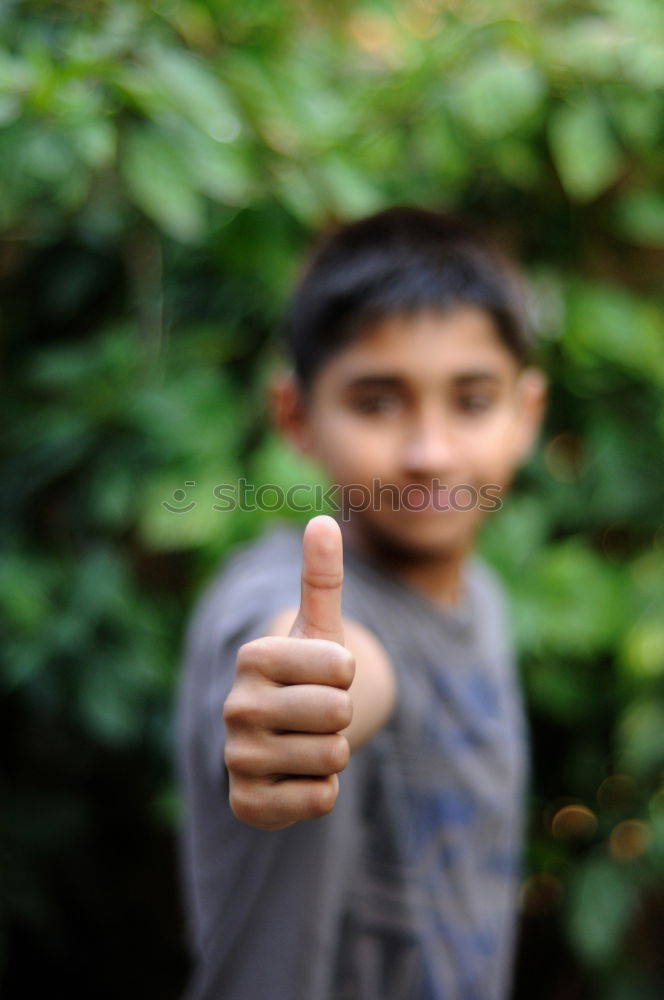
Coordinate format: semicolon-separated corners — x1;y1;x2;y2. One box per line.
396;557;465;607
339;520;467;609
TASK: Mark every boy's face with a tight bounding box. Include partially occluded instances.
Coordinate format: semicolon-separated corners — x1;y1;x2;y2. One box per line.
279;307;546;562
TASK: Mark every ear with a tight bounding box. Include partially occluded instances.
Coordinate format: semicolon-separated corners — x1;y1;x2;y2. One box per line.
268;370;315;456
513;367;548;463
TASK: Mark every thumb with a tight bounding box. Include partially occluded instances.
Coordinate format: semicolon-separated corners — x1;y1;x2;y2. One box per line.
290;515;344;645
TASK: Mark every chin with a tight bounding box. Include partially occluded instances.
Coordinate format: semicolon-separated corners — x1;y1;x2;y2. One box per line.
353;512;474;566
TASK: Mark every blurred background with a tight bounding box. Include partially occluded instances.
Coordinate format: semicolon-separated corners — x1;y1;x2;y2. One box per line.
1;1;663;997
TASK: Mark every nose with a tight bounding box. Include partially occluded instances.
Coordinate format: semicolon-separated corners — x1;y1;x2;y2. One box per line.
401;407;456;478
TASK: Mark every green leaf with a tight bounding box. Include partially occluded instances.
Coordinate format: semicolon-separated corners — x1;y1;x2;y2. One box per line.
549;98;624;200
318;155;384;218
143;45;241;143
137;470;238;550
620;619;664;679
619;700;664;777
173;124;256;206
567;855;637;965
72;119;116;169
273;162;325;224
120;126;205;241
564;283;664;384
614;191;664;246
507;537;626;657
452;53;545;139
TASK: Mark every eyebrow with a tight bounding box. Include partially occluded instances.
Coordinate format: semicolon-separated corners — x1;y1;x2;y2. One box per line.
454;371;503;386
343;371;503;390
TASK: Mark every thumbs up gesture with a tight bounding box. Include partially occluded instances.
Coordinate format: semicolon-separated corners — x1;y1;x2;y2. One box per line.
223;516;355;831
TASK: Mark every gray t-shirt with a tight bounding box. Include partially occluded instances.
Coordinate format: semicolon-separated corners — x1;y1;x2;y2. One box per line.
176;522;528;1000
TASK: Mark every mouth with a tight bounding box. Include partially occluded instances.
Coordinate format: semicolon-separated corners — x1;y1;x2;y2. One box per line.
411;486;451;512
388;484;453;514
344;480;482;518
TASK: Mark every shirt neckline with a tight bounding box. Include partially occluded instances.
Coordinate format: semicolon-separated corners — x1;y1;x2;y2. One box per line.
341;539;476;636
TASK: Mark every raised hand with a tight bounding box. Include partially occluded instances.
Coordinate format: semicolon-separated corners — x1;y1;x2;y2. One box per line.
223;516;355;830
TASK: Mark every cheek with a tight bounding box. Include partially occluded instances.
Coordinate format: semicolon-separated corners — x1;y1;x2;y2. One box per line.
319;425;398;482
465;418;521;479
475;449;515;483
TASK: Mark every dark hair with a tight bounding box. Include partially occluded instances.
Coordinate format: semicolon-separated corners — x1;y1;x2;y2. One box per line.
285;206;531;388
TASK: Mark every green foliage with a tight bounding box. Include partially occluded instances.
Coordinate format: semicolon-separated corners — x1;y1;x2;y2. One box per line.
1;0;663;996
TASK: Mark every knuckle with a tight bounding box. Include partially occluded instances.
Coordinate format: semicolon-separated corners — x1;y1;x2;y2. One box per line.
329;645;355;688
222;690;242;726
224;728;275;777
236;637;271;674
228;779;263;827
223;736;252;775
325;734;350;774
307;776;339;818
235;641;254;672
302;564;343;591
319;639;355;688
340;690;354;728
227;775;246;814
324;688;353;731
223;679;267;730
223;734;236;769
222;689;252;728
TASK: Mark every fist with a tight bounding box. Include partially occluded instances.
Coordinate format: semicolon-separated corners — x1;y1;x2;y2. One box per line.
223;516;355;830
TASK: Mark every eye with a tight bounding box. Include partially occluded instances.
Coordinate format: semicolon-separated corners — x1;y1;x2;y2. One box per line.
352;393;402;416
458;394;494;413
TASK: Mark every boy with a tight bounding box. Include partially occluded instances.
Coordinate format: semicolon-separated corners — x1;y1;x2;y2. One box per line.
176;207;546;999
